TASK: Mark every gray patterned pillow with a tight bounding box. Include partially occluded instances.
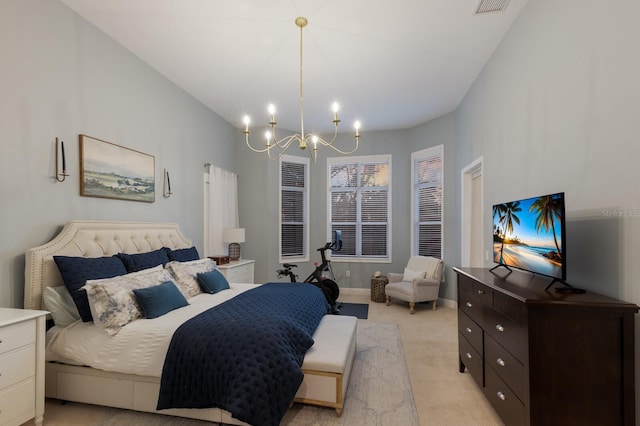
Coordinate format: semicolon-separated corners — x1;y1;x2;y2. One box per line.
82;265;173;335
166;258;216;298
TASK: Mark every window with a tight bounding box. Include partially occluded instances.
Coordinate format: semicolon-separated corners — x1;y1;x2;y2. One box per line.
280;155;309;262
328;155;391;261
412;145;443;258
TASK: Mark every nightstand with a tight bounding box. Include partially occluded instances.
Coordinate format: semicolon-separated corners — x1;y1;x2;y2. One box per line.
217;259;255;283
0;308;48;426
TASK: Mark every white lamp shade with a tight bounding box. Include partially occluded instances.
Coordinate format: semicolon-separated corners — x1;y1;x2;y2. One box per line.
223;228;245;243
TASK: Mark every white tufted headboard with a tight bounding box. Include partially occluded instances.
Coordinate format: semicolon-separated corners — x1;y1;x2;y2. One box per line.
24;220;193;311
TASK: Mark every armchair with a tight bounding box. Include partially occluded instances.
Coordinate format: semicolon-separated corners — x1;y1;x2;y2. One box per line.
385;256;443;314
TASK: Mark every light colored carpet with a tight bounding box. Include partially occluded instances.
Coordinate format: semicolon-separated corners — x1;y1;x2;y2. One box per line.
45;321;417;426
281;322;418;425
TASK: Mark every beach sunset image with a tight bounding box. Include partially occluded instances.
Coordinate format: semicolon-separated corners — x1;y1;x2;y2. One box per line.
492;193;564;278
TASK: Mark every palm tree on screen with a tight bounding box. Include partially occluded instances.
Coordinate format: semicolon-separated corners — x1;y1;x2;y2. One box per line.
495;201;521;263
529;195;562;261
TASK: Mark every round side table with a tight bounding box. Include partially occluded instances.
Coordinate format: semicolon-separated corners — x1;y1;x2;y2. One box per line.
370;276;389;303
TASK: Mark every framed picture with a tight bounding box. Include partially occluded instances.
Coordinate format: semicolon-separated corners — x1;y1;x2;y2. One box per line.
80;134;155;202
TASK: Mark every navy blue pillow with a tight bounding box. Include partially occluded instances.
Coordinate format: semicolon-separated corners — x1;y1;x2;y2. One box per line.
197;269;230;294
165;246;199;262
53;255;127;322
132;281;189;319
117;248;170;273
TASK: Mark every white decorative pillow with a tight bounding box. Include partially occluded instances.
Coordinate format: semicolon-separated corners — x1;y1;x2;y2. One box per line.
81;265;173;335
166;258;216;298
402;267;426;282
43;286;81;328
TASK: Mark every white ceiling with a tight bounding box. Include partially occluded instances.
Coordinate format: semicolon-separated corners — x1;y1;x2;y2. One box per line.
61;0;529;134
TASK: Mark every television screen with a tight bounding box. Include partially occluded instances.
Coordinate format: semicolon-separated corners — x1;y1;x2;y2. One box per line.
492;192;566;281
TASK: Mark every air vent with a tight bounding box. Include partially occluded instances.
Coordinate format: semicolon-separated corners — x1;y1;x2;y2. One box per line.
475;0;511;14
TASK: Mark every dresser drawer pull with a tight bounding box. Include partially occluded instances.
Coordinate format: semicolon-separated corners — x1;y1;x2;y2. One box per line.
465;352;472;359
497;391;506;401
466;302;473;308
465;327;472;333
477;289;486;295
496;358;506;367
495;324;505;332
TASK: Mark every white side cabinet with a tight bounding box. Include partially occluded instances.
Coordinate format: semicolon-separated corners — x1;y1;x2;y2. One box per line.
0;309;47;426
217;259;255;283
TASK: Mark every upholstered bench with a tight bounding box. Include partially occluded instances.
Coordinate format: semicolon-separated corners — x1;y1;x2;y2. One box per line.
294;314;358;416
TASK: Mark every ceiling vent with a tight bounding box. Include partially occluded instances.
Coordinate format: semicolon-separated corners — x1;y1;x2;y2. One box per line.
475;0;511;14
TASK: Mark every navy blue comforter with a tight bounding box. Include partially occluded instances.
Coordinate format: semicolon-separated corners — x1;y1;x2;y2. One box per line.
157;282;330;426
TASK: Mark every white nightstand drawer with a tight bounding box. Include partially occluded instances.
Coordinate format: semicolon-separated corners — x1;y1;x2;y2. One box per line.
218;260;255;283
0;378;36;426
226;267;252;282
0;345;36;391
0;320;35;355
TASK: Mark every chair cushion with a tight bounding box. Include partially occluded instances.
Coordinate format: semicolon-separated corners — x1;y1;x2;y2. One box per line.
407;256;443;280
385;281;417;301
402;267;425;281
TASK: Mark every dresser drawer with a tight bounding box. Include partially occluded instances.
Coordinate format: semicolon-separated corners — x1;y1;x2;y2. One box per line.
484;333;524;400
0;378;36;425
458;310;482;353
459;278;482;324
493;291;524;322
483;305;526;360
484;364;525;426
459;332;483;388
0;345;36;391
473;281;493;306
0;319;35;355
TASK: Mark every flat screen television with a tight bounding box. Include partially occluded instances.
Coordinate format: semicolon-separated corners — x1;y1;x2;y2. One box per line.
492;192;566;284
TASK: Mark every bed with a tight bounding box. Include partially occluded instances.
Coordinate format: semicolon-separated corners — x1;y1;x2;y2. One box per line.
24;220;357;425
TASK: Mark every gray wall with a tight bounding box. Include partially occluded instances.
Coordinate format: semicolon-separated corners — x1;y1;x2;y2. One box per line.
455;0;640;302
0;0;238;308
238;121;454;296
454;0;640;415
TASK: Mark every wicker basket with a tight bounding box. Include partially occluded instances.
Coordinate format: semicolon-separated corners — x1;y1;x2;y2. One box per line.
370;276;389;303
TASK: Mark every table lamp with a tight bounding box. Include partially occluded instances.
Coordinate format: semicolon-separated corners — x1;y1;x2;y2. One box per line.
223;228;245;261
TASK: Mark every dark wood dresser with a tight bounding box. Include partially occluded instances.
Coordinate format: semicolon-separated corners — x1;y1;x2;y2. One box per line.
454;267;638;426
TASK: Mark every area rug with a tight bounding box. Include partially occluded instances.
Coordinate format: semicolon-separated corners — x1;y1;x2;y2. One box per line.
336;302;369;319
96;322;417;426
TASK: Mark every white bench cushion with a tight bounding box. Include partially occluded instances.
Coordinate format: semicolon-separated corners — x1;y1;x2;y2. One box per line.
302;315;357;374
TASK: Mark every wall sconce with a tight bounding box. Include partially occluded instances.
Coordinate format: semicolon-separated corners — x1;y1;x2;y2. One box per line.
223;228;245;261
163;168;172;198
55;137;69;182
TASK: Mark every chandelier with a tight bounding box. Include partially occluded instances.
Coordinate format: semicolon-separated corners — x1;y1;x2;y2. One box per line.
243;17;360;162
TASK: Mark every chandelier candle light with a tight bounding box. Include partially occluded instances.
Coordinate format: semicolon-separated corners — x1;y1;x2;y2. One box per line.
243;17;361;162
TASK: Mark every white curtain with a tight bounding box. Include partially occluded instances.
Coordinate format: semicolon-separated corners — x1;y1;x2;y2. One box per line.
203;164;238;257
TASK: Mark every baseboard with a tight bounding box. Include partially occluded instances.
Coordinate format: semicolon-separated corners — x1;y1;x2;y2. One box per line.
340;287;457;309
339;287;370;296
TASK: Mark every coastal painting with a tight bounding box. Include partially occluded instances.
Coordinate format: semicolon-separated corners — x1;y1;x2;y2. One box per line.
80;135;155;202
492;193;564;278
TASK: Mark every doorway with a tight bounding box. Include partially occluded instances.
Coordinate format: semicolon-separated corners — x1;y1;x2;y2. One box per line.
461;157;483;267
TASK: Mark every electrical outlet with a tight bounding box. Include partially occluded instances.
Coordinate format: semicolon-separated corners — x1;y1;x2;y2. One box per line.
346;270;351;278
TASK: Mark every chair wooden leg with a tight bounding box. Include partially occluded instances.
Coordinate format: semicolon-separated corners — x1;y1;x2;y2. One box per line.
386;296;390;306
409;302;415;314
432;300;437;311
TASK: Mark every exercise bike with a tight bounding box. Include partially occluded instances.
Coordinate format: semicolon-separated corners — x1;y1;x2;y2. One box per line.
277;231;342;314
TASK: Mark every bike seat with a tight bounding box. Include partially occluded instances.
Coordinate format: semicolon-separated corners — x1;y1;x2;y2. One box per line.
283;263;298;268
